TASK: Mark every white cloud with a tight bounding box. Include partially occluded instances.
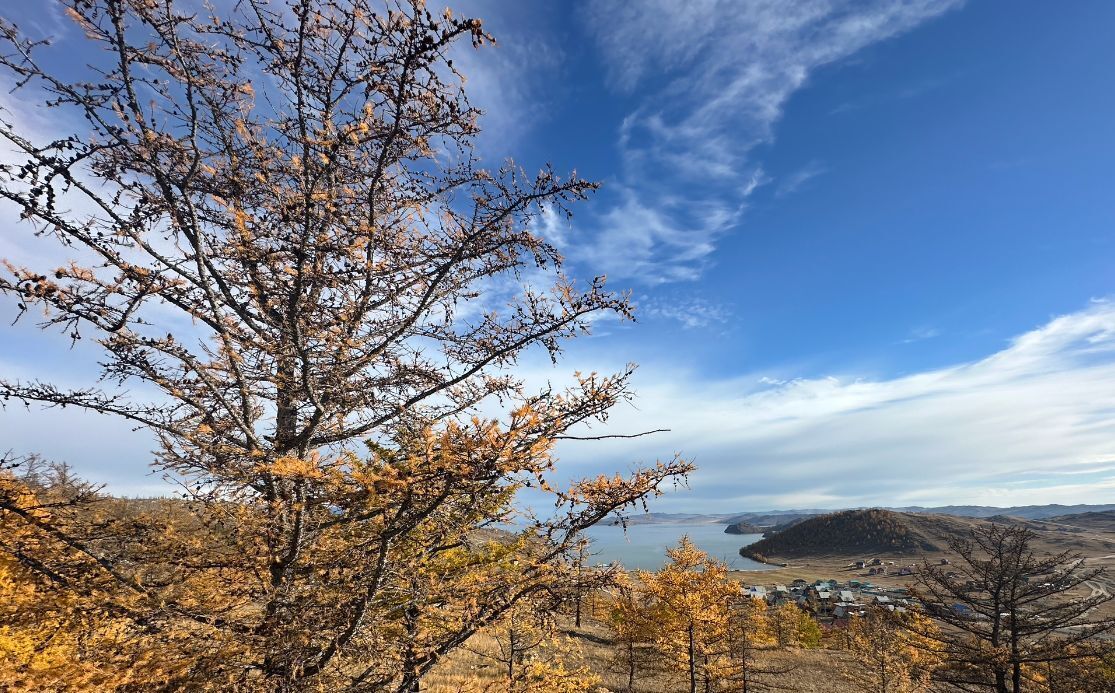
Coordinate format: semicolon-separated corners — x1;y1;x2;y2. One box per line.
576;0;963;283
775;160;830;198
900;326;941;343
637;295;731;329
10;293;1115;511
574;186;743;284
534;301;1115;511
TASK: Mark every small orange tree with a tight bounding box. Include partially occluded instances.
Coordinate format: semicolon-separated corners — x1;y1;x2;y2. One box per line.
770;601;821;649
725;595;797;693
605;571;659;692
640;538;741;693
842;606;941;693
477;598;599;693
0;1;691;690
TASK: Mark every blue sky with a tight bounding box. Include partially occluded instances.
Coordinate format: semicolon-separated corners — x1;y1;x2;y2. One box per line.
3;1;1115;512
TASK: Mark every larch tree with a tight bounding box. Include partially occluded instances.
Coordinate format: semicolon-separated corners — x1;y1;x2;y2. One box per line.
0;458;144;692
604;571;658;693
911;523;1115;693
725;595;795;693
842;606;940;693
1036;646;1115;693
769;601;821;649
483;599;551;686
639;537;741;693
0;1;691;691
476;598;598;693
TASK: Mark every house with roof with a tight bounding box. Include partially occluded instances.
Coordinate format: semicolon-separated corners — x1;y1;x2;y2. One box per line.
834;603;865;620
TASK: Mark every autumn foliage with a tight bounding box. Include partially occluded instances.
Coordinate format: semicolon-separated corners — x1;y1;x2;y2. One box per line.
0;0;690;690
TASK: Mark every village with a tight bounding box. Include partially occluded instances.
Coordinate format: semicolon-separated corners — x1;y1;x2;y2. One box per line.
738;556;956;626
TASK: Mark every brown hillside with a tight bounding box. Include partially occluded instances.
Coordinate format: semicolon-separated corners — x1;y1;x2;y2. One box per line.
1043;510;1115;532
740;508;981;560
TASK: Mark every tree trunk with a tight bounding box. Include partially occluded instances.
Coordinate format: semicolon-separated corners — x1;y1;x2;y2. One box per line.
626;642;636;693
688;621;697;693
402;605;421;693
274;355;299;452
508;625;517;682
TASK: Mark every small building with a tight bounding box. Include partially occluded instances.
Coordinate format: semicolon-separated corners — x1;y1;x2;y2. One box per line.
838;590;855;603
815;590;833;615
833;604;853;619
746;585;768;600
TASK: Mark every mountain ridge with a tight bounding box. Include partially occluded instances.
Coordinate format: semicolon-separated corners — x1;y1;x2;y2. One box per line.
715;504;1115;533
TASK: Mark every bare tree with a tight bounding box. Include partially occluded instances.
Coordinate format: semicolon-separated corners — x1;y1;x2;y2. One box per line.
0;1;690;690
912;523;1115;693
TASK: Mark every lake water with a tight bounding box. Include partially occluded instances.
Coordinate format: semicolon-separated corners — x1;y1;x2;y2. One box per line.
580;522;772;571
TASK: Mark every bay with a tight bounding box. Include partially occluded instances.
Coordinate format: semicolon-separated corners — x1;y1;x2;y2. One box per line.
579;522;773;571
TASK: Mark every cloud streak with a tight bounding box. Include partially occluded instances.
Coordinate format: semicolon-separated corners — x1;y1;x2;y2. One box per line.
576;0;963;283
540;301;1115;511
775;160;829;198
9;294;1115;510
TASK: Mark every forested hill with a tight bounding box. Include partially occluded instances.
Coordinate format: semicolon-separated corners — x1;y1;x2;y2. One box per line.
739;509;980;560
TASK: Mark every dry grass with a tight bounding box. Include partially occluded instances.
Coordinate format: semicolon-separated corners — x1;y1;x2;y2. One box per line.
423;632;509;692
425;612;873;692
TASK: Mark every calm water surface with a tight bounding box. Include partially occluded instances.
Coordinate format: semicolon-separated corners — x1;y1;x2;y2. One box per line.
580;522;771;571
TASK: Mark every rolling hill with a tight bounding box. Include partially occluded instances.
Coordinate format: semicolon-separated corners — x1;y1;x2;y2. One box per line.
738;508;983;561
1043;509;1115;532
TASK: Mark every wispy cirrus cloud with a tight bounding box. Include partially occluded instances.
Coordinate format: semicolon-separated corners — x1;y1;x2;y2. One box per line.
530;300;1115;511
775;160;830;198
900;326;942;344
575;0;963;284
13;299;1115;506
637;294;732;330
